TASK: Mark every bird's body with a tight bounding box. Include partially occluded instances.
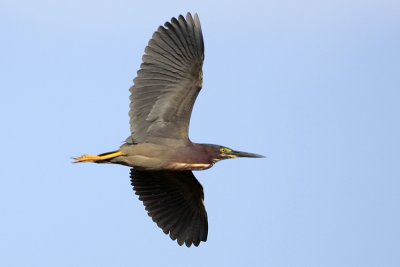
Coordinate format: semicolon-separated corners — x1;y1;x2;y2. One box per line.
75;13;263;247
112;142;216;171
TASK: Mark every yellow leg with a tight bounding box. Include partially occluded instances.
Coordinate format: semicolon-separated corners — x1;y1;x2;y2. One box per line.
73;151;124;163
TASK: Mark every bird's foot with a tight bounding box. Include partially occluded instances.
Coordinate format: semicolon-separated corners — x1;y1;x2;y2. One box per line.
73;151;124;163
73;154;102;163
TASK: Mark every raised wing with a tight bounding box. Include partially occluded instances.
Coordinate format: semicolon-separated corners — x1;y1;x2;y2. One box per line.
130;169;208;247
129;13;204;144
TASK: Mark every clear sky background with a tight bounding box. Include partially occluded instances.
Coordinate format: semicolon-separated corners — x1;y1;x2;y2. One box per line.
1;0;399;266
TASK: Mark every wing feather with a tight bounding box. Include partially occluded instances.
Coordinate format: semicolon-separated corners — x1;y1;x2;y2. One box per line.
130;169;208;247
129;13;204;144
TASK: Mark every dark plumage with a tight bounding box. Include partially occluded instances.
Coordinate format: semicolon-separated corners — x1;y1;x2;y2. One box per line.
131;169;207;247
75;13;264;247
128;13;204;144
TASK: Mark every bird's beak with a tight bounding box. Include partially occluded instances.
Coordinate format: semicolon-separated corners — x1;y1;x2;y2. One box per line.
231;150;265;158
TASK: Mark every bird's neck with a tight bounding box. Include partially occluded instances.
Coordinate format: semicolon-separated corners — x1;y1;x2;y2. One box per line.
192;143;219;160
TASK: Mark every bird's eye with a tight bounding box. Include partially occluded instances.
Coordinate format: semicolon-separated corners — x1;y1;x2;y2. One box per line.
220;148;231;154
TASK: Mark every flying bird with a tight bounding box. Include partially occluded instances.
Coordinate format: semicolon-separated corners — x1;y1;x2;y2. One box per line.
74;13;264;247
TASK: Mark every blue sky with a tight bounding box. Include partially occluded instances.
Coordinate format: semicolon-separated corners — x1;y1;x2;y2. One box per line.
1;0;399;266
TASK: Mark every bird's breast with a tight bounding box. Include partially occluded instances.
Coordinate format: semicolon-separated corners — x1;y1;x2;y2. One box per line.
164;162;213;171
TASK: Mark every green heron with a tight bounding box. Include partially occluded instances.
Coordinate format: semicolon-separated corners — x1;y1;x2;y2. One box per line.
74;13;264;247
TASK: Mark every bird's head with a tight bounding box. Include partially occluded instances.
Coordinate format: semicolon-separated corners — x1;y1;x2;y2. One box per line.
204;144;265;162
